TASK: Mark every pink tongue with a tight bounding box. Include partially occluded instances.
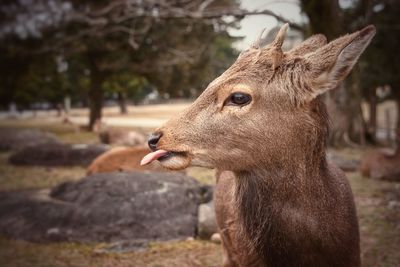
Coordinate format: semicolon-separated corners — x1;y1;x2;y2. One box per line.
140;149;169;166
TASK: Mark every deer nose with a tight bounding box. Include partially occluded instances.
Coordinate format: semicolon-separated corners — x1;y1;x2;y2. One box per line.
148;132;162;151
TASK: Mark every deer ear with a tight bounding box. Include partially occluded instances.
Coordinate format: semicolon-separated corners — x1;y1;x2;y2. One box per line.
305;25;376;99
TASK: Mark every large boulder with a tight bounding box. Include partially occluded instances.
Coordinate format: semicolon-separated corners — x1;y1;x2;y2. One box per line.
0;128;60;151
0;172;211;244
8;143;108;166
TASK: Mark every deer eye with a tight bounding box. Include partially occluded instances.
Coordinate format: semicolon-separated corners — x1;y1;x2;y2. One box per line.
225;92;252;106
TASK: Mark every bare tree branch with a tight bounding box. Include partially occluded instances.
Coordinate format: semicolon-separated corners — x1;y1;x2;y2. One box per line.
73;1;304;32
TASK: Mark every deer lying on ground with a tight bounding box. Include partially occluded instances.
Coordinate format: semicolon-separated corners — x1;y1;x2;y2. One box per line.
93;119;146;146
141;24;375;267
87;146;171;175
359;147;400;181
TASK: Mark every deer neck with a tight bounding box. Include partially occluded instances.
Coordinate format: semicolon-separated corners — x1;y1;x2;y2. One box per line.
234;151;328;205
233;150;330;265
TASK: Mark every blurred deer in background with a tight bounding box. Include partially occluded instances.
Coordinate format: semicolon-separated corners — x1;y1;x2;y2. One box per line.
360;132;400;181
87;146;173;175
141;24;375;267
93;119;146;146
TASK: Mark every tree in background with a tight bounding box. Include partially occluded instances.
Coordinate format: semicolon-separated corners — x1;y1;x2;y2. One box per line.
0;0;302;130
359;0;400;146
301;0;400;147
103;72;150;113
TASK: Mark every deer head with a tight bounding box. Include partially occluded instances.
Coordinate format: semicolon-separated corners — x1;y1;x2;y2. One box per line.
141;25;375;172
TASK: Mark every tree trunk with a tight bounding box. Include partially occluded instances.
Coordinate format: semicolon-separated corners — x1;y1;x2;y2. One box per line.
87;54;105;131
347;71;366;144
117;92;128;114
395;90;400;154
300;0;342;39
384;108;392;145
301;0;368;147
367;87;377;143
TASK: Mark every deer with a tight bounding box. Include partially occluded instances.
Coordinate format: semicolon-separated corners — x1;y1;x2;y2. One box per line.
359;132;400;181
93;119;146;146
140;24;376;267
86;146;173;175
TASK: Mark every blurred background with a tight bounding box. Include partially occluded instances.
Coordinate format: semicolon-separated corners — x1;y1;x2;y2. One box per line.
0;0;399;266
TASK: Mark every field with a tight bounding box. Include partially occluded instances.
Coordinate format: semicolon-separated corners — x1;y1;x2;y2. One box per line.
0;104;399;267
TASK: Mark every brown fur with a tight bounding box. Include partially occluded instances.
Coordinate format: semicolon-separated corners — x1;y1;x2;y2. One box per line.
94;120;146;146
87;146;171;175
148;25;376;266
359;148;400;181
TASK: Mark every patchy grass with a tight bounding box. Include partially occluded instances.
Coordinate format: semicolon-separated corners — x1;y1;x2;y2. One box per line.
0;237;222;267
0;153;86;192
349;173;400;267
53;128;98;144
187;167;216;185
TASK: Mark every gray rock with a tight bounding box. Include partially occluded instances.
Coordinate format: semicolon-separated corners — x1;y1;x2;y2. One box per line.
327;152;360;172
0;172;211;244
0;128;60;151
8;143;108;166
197;200;218;239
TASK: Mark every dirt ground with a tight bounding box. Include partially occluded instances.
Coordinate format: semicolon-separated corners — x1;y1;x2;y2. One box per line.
0;106;399;267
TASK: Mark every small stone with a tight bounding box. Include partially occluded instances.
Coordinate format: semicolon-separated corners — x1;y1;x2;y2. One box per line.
210;233;221;244
46;228;60;235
